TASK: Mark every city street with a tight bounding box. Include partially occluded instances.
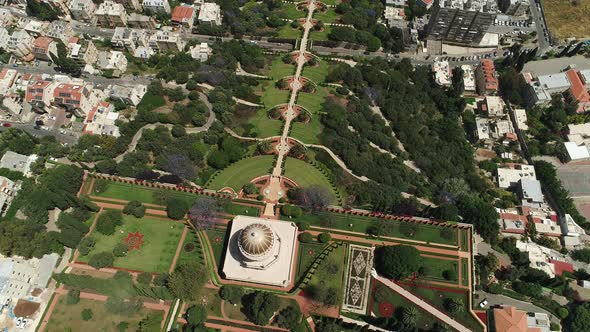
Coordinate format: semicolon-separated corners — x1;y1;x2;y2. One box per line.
527;0;552;54
474;291;561;325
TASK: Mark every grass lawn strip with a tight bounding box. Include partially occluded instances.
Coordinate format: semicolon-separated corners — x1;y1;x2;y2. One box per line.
291;211;458;246
295;242;327;282
204;228;228;270
78;215;184;273
45;297;163;332
177;229;205;267
420;255;458;283
306;243;346;291
207;155;275;191
283;157;336;201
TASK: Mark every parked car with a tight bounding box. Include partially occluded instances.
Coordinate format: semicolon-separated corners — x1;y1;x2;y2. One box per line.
479;298;489;308
2;123;11;127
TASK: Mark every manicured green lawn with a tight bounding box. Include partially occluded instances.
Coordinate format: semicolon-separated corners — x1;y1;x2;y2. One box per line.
45;297;163;332
277;24;304;39
399;283;483;332
288;211;459;246
461;258;469;286
176;228;204;267
279;3;306;20
78;215;184;273
267;56;297;80
93;180;198;206
420;256;458;282
185;286;223;317
205;228;228;269
306;243;346;290
313;8;338;23
302;61;330;84
284;157;335;200
310;25;332;41
206;155;274;191
291;86;329;144
295;242;327;282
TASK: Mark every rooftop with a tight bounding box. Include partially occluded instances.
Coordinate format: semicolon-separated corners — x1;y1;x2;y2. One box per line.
172;5;195;22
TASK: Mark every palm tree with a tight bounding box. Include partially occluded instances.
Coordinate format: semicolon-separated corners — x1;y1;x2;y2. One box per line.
402;306;418;326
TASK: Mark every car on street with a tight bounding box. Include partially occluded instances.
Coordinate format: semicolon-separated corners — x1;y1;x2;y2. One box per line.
479;298;489;308
2;123;11;127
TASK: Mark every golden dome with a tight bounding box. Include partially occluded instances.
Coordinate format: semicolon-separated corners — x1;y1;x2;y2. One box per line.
238;223;275;260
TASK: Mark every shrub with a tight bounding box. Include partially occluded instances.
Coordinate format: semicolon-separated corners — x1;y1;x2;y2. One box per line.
281;205;302;218
557;307;569;319
318;232;331;243
66;289;80;305
298;232;313;243
96;210;123;235
242;183;258;195
113;243;128;257
219;285;244;305
88;252;114;269
256;195;264;201
185;305;207;326
123;200;146;218
443;269;457;281
166;198;189;220
374;245;421;280
137;272;152;285
296;221;310;231
244;291;279;325
81;308;93;321
78;236;96;256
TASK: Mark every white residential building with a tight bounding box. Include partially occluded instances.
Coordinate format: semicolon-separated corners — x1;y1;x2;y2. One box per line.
109;84;147;106
69;0;96;22
197;2;222;25
564;123;590;161
496;164;536;189
95;1;128;27
7;30;33;60
461;64;476;92
0;254;59;299
111;27;150;53
0;69;18;96
83;101;120;137
432;60;451;86
513;108;528;130
438;0;497;13
0;176;20;216
0;151;38;177
97;50;128;73
475;117;490;140
480;95;505;117
149;27;185;52
46;21;74;43
0;28;9;51
142;0;170;13
189;42;211;62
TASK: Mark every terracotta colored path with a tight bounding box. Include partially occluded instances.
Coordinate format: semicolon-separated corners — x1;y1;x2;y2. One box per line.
169;226;189;273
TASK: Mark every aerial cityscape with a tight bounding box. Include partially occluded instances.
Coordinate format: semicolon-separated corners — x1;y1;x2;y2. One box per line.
0;0;588;330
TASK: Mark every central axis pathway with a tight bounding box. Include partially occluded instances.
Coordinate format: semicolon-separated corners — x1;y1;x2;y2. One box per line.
263;0;317;216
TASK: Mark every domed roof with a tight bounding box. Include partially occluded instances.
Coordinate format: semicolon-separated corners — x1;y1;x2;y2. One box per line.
238;223;275;260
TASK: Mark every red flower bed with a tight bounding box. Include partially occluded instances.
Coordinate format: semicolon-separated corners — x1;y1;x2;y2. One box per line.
378;301;394;317
123;231;145;251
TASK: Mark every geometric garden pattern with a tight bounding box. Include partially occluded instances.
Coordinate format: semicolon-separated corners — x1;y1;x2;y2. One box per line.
342;245;374;314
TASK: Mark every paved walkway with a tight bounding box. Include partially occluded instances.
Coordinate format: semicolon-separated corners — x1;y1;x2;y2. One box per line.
373;273;471;332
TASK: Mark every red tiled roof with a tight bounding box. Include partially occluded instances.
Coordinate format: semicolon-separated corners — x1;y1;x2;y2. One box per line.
566;69;590;103
479;59;498;92
68;36;79;44
171;5;194;23
32;36;53;50
25;80;51;103
0;68;12;80
550;259;574;276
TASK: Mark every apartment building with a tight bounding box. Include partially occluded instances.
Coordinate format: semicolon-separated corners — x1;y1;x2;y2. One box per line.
475;59;499;95
149;27;185;52
69;0;96;22
142;0;170;13
31;36;58;62
95;1;128;28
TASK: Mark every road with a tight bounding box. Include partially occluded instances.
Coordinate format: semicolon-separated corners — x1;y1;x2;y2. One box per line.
15;62;151;86
528;0;552;54
0;122;77;144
